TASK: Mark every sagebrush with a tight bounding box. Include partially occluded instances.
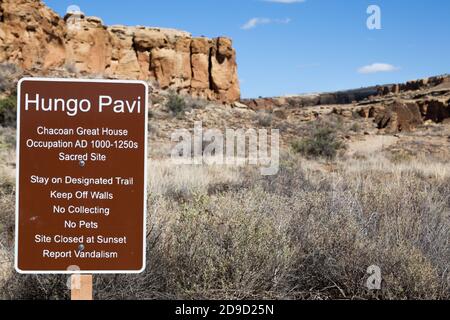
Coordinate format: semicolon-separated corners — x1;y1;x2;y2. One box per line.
292;126;345;160
2;155;449;300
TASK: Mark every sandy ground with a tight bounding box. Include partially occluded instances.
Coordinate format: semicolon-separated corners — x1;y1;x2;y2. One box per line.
347;135;398;156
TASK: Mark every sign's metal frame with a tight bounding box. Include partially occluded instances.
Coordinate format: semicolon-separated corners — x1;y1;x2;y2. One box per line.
14;78;149;274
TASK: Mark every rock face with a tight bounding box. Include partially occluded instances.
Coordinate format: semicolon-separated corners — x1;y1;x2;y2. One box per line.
240;73;450;133
377;76;450;96
374;100;423;132
0;0;240;102
0;0;66;70
419;99;450;123
242;87;381;111
242;75;450;112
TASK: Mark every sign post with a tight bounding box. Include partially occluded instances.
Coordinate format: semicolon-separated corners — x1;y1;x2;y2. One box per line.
15;79;148;295
71;274;93;300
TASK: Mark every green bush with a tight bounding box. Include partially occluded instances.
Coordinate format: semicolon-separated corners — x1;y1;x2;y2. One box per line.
292;126;344;159
166;91;187;116
350;122;361;133
0;95;16;127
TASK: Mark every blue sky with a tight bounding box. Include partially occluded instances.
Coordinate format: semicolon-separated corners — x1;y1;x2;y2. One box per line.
44;0;450;98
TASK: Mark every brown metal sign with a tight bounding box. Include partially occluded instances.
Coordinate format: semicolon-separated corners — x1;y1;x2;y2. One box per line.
15;78;148;274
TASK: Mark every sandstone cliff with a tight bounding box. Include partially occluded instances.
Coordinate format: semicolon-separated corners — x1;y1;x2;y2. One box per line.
242;75;450;111
239;74;450;133
0;0;240;102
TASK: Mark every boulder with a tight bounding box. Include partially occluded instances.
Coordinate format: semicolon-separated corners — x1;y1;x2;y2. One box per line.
232;101;249;109
423;99;450;123
375;100;423;132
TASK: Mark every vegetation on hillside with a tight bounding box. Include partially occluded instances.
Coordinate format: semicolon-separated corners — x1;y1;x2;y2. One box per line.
2;152;449;300
0;95;16;127
292;125;345;160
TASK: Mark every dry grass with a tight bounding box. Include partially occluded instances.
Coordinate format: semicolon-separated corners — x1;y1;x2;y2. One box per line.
0;155;15;297
148;160;243;201
1;142;449;300
341;152;450;180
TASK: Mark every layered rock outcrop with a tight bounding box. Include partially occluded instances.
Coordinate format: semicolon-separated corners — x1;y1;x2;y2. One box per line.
373;100;423;132
242;75;450;112
242;87;382;111
0;0;240;102
377;76;450;96
240;74;450;133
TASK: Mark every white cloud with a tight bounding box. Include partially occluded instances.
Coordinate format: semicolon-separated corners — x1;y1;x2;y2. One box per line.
264;0;306;3
241;18;271;30
357;63;400;74
241;17;291;30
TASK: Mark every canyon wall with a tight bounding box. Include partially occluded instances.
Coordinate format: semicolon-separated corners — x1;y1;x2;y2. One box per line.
0;0;240;102
242;75;450;111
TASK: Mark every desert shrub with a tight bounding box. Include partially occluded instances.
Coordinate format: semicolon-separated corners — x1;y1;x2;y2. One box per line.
160;192;294;298
389;150;413;164
0;126;15;150
166;91;187;116
292;126;345;159
2;156;449;300
184;95;209;110
0;179;15;243
259;156;316;196
0;63;21;93
0;178;14;199
2;275;69;300
349;122;361;133
151;94;165;106
255;111;273;127
0;179;17;299
0;95;17;127
98;161;450;300
165;92;208;116
254;159;449;299
285;173;448;299
95;190;295;300
316;114;345;132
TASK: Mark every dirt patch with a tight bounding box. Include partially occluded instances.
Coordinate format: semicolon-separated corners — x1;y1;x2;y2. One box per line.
346;135;398;156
